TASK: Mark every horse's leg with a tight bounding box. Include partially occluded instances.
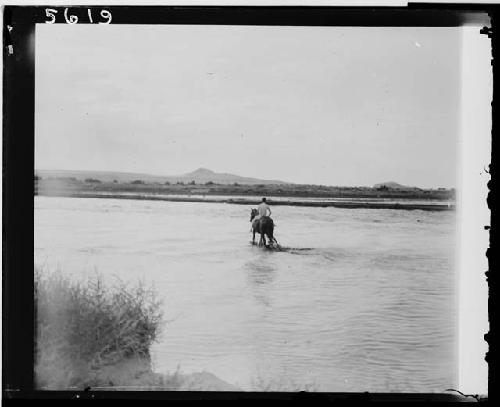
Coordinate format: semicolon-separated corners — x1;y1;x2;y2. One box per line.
252;229;256;245
268;234;275;247
268;225;279;248
270;231;277;244
271;236;280;250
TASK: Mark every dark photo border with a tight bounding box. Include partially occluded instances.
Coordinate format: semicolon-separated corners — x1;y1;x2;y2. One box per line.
2;3;496;403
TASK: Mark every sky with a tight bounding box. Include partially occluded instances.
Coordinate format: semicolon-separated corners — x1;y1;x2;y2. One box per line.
35;24;461;188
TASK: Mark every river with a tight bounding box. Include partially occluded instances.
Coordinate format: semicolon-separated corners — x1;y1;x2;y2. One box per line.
34;196;458;392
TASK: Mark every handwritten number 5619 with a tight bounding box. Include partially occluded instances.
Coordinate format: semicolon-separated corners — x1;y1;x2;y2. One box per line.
45;8;112;24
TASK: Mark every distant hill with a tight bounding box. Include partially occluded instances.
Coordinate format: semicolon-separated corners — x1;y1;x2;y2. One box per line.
179;168;288;185
35;168;290;186
373;181;419;190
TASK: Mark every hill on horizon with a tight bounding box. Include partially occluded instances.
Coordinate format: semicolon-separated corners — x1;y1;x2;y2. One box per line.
35;170;444;190
35;168;290;186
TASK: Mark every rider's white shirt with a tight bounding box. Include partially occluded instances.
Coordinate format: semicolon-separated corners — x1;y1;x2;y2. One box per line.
258;202;271;217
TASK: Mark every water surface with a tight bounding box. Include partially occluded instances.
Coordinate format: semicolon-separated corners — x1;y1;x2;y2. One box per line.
35;196;457;392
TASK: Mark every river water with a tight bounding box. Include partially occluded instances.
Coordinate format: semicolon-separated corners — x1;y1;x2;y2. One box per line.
34;196;458;392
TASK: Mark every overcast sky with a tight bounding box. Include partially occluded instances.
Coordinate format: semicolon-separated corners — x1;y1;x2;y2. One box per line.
35;24;461;188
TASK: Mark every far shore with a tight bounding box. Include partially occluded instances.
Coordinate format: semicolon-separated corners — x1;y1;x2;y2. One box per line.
34;176;455;211
36;191;455;211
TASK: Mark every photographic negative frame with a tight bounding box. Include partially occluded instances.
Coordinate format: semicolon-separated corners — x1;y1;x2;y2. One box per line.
2;3;496;403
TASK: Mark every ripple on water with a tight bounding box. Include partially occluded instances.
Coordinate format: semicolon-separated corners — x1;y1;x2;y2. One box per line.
35;196;457;392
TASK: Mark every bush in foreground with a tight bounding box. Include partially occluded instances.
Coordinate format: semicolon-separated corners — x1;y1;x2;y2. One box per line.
35;268;164;389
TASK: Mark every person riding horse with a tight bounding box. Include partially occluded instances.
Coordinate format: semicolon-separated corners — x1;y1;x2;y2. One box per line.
250;198;278;247
257;197;271;220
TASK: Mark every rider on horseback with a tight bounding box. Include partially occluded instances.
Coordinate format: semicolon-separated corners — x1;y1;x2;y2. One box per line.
251;198;276;246
257;197;272;221
252;198;273;236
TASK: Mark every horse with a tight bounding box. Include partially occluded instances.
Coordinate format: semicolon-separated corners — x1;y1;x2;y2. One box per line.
250;208;279;248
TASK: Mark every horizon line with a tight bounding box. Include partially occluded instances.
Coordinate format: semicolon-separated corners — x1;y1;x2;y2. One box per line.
34;167;456;190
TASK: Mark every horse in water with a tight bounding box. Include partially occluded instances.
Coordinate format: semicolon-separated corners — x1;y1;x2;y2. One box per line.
250;208;278;248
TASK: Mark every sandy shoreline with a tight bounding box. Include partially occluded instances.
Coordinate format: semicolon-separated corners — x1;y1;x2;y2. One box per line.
36;192;455;211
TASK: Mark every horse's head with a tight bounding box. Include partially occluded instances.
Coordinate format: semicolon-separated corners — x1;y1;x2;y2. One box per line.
250;208;258;222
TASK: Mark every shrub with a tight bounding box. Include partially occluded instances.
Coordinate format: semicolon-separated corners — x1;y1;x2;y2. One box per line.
131;180;145;185
85;178;102;183
35;268;163;389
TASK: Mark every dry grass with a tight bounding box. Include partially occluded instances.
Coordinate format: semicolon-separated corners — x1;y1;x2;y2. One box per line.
35;267;164;389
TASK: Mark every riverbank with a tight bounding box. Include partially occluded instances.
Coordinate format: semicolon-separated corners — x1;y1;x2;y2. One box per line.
36;191;455;211
73;358;241;391
35;177;455;200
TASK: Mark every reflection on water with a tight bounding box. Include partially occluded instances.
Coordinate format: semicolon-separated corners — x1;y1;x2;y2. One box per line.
245;258;277;308
35;196;457;392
